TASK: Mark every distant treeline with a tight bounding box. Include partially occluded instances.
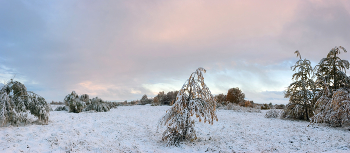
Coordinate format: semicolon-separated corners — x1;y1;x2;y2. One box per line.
117;87;285;109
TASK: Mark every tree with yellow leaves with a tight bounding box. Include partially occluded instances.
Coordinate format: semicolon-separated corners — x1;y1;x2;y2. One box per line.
158;67;218;146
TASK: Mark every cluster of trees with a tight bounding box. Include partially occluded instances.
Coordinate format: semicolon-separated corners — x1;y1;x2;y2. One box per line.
215;88;245;105
63;91;117;113
130;91;179;106
215;87;258;108
285;46;350;127
0;80;50;126
215;88;244;105
153;91;179;106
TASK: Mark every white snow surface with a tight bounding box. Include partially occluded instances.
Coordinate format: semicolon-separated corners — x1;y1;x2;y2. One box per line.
1;105;350;153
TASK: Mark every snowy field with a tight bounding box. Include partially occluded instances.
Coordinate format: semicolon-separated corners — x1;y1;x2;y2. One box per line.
1;105;350;153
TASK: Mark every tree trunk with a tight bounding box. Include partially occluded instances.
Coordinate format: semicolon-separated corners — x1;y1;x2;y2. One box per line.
183;88;192;140
333;53;337;91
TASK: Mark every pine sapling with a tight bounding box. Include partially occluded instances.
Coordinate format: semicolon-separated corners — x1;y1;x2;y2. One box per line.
158;67;218;146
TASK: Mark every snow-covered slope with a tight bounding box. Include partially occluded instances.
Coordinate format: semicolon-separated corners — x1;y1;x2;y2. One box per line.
0;105;349;152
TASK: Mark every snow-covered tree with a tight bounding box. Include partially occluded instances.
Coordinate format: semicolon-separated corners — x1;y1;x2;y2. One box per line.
140;94;152;105
311;46;350;127
284;51;316;120
158;67;218;146
314;46;350;92
0;80;49;126
311;87;350;127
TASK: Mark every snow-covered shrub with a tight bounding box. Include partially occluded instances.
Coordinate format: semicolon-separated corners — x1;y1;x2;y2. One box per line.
26;92;50;123
224;103;261;113
261;104;271;110
80;94;90;105
55;106;68;111
158;68;218;146
224;103;237;110
84;97;112;112
64;92;116;113
216;102;224;108
0;80;50;126
265;109;281;118
274;104;285;109
311;88;350;127
108;102;118;108
64;91;86;113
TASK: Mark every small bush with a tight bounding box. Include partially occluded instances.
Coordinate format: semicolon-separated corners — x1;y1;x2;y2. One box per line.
261;104;270;110
224;103;261;113
50;101;64;105
84;97;112;112
265;109;281;118
55;106;68;111
311;88;350;127
274;104;285;109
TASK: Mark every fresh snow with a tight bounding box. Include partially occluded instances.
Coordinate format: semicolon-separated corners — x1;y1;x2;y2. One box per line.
1;105;350;152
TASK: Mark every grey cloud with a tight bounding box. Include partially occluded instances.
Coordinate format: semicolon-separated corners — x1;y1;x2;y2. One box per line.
1;0;350;103
279;0;350;61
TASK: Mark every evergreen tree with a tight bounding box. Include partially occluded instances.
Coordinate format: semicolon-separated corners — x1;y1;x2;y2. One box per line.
311;46;350;127
158;67;218;146
314;46;350;92
284;51;316;120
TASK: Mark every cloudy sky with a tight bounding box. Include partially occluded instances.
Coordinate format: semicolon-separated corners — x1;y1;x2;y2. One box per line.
1;0;350;104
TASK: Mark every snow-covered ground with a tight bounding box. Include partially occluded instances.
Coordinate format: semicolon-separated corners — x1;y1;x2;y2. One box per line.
1;105;350;152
